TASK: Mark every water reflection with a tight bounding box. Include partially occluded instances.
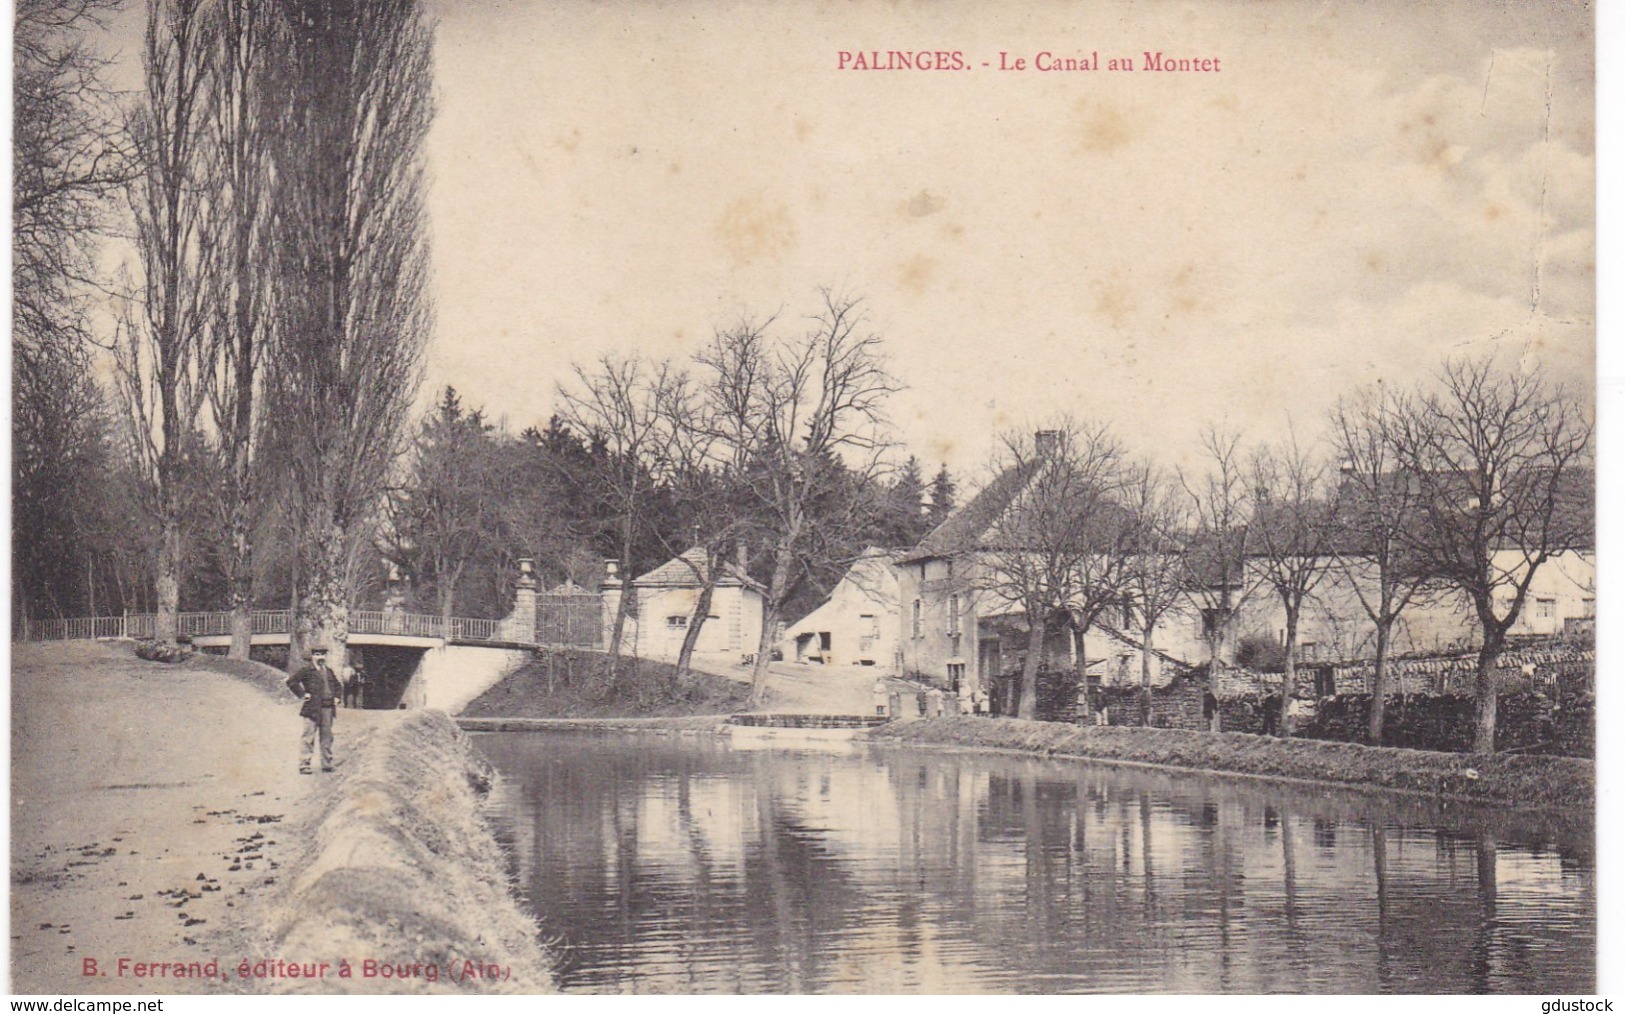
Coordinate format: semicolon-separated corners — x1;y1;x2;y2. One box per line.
476;733;1593;994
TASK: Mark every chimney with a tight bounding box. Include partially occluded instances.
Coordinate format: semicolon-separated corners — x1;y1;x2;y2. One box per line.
1034;429;1062;457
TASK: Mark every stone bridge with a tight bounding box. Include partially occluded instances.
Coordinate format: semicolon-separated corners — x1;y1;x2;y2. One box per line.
17;565;604;714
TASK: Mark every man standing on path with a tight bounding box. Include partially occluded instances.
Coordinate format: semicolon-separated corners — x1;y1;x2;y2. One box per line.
287;646;340;773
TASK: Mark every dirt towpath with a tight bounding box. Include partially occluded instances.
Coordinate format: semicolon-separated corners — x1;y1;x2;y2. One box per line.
680;654;911;715
10;641;378;994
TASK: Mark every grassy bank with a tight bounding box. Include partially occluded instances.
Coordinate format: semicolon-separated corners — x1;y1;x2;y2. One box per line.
460;647;750;719
865;717;1593;812
258;710;555;994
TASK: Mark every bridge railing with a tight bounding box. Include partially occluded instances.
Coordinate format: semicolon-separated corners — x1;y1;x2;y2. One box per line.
450;617;502;642
350;610;446;639
19;605;604;650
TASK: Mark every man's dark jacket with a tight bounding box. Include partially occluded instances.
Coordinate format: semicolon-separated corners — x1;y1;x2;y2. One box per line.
286;662;340;720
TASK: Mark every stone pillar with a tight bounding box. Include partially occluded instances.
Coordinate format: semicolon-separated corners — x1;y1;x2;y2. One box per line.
383;563;408;617
382;563;409;635
501;558;538;642
601;559;623;650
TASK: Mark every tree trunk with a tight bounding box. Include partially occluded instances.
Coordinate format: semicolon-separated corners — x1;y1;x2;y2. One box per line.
287;542;305;673
1017;612;1045;721
1367;620;1391;745
154;513;181;644
1074;624;1092;722
302;510;350;673
1473;629;1504;755
1139;623;1156;727
229;595;252;660
608;518;634;657
676;574;717;680
749;544;793;707
438;564;461;638
1207;629;1224;733
1277;608;1298;739
608;581;633;657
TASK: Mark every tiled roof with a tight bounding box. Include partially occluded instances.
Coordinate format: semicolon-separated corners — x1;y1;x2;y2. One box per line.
632;547;752;589
899;459;1044;562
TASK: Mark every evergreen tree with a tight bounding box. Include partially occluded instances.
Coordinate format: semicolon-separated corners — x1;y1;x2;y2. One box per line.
927;463;957;529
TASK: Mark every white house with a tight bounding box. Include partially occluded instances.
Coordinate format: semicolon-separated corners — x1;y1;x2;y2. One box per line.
780;548;901;668
603;549;765;663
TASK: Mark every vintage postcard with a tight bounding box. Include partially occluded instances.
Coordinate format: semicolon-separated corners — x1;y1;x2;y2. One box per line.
11;0;1598;998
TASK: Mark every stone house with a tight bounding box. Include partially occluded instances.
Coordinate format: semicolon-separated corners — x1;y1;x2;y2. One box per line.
899;443;1594;696
895;441;1193;695
602;549;765;663
1233;547;1595;668
779;548;901;668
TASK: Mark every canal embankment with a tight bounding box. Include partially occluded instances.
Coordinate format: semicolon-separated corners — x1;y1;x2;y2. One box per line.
10;640;553;995
257;708;554;994
863;716;1594;812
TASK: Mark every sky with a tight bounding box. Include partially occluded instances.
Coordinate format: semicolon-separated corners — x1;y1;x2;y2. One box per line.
82;0;1596;484
414;0;1594;483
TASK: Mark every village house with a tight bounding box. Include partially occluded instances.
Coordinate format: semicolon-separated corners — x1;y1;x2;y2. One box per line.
895;436;1197;698
1233;546;1596;667
1231;463;1595;669
601;548;765;663
779;548;901;668
900;438;1595;700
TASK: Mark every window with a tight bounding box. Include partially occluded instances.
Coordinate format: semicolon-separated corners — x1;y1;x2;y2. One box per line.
947;595;961;636
947;662;966;692
666;615;688;629
912;600;923;639
1301;641;1318;662
1535;598;1556;620
1582;598;1596;618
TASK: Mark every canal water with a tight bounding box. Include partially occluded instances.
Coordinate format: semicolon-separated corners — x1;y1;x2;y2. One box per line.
474;731;1594;994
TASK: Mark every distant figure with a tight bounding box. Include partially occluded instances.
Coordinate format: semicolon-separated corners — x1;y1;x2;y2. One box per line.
1204;690;1219;732
1261;693;1283;736
925;686;945;718
974;688;989;716
958;683;974;716
888;690;903;718
286;647;341;774
343;658;366;708
873;679;889;718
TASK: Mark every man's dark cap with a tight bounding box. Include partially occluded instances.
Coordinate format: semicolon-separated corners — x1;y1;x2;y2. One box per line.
311;647;330;657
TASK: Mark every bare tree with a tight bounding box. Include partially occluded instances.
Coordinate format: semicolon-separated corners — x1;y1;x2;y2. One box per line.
262;0;435;665
199;0;275;658
557;355;679;657
1248;431;1336;737
116;0;213;645
1327;386;1435;744
975;421;1127;722
1121;462;1191;726
1179;425;1253;730
13;0;130;358
644;367;756;680
696;290;898;706
1388;355;1592;755
385;388;505;626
